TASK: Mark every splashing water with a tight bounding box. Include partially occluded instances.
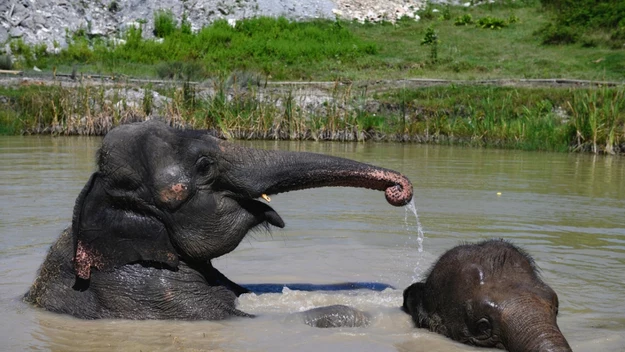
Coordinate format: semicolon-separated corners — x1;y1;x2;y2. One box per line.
404;198;426;282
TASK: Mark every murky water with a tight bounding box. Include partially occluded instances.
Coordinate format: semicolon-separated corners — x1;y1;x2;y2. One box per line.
1;136;624;351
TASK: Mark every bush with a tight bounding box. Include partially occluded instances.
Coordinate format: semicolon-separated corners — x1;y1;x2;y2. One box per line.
454;14;474;26
9;39;35;68
153;9;177;38
156;61;206;80
540;0;625;30
0;55;12;70
539;23;579;44
108;1;120;13
417;4;435;20
180;13;192;35
421;26;439;63
476;16;508;29
540;0;625;46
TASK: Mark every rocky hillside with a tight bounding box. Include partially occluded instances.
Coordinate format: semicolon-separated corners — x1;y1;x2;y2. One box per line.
0;0;430;52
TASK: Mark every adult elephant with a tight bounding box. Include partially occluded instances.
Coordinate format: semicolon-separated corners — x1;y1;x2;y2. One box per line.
25;120;412;321
402;239;572;352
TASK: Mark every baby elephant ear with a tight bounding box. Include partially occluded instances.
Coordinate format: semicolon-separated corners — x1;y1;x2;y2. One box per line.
71;173;179;281
402;282;428;325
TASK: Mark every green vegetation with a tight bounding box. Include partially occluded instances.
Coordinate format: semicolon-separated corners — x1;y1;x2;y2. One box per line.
539;0;625;47
1;1;624;154
420;26;440;63
0;55;12;70
153;9;178;38
6;1;623;81
1;83;623;154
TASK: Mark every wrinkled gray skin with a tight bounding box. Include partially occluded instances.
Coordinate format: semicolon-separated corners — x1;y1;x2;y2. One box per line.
25;120;412;321
403;240;572;352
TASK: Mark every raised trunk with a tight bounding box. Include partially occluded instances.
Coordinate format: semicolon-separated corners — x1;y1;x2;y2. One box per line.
221;144;413;206
503;308;572;352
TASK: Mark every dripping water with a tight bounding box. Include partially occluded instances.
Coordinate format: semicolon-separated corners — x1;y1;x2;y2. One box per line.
404;198;425;282
404;198;424;253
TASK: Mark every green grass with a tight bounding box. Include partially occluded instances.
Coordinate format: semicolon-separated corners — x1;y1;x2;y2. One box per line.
2;1;624;154
2;83;623;154
12;1;625;82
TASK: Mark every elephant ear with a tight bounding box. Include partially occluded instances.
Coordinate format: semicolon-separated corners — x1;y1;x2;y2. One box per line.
402;282;429;327
71;173;179;282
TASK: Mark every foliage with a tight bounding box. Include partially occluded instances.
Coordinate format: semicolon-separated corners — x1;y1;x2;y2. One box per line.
9;39;34;68
476;16;508;29
539;0;625;46
156;61;206;80
3;82;623;154
454;14;474;26
567;88;625;154
417;3;435;20
108;1;120;13
9;2;625;81
153;9;177;38
180;13;192;35
440;5;452;21
47;17;377;80
420;26;439;63
540;0;625;29
538;23;579;44
0;55;12;70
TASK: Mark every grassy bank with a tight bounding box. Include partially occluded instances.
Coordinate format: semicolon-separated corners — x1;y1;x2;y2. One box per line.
5;1;624;81
1;82;623;154
1;1;623;154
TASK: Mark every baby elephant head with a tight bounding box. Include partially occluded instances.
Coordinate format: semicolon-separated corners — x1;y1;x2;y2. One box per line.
403;239;572;352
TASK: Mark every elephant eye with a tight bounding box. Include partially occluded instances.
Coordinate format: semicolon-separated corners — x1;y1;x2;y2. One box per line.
196;156;214;173
476;318;492;335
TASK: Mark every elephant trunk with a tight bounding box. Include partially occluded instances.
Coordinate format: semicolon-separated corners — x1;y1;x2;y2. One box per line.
221;144;413;206
502;304;572;352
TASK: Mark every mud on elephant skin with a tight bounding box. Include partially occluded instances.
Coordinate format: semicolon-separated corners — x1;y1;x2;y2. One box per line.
24;120;413;321
402;239;571;352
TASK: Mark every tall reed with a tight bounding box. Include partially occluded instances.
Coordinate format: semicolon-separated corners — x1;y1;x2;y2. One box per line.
1;82;623;155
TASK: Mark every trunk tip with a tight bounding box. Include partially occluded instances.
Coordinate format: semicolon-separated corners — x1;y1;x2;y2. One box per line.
385;175;413;207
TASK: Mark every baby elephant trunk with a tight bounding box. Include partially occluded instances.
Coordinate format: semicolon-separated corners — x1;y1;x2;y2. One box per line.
503;306;572;352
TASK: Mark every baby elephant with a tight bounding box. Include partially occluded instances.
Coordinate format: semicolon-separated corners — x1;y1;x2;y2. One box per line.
403;239;572;352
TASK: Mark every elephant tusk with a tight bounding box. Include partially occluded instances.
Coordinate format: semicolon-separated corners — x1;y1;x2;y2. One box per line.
261;194;271;202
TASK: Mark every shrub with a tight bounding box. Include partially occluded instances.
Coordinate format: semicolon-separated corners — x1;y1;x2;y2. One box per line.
508;15;520;24
0;55;12;70
108;1;120;13
441;5;452;21
180;13;192;35
540;0;625;46
9;39;35;67
421;26;439;63
153;9;177;38
476;16;508;29
454;14;474;26
539;23;579;44
156;61;205;80
540;0;625;30
417;4;435;20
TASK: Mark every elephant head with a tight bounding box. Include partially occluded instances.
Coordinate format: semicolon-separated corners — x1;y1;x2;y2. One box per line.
71;120;413;282
402;240;571;352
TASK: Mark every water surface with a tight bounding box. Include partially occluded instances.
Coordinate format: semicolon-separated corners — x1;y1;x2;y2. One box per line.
1;136;624;351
